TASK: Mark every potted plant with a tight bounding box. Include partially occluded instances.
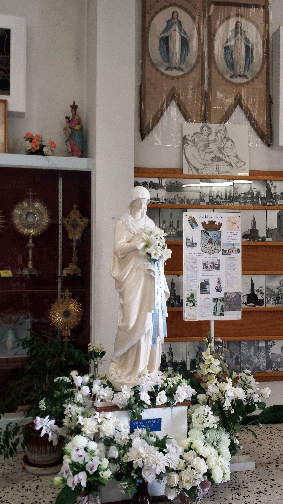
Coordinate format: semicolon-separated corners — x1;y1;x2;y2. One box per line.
0;330;89;463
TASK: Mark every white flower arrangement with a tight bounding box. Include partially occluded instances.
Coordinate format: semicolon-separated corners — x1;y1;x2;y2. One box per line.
189;333;271;455
33;338;271;503
139;227;172;263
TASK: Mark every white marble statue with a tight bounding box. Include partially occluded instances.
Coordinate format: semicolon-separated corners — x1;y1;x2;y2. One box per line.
108;186;169;388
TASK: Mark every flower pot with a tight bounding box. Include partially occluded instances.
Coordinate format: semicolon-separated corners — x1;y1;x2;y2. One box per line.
131;480;152;504
24;423;64;466
76;491;101;504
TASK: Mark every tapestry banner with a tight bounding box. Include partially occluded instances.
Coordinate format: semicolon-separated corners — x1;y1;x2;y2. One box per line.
140;0;205;140
207;0;271;145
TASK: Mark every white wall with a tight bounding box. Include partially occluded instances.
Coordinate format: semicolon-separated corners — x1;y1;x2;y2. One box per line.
92;0;136;371
2;0;87;157
134;0;283;171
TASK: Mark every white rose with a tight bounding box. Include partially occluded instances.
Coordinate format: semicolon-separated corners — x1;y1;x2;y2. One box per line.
197;394;208;405
72;435;88;448
261;387;271;399
82;375;90;385
101;469;112;480
81;385;90;397
165;486;179;500
73;375;83;387
180;469;194;490
193;456;207;475
211;465;223;483
100;457;109;469
167;472;179;487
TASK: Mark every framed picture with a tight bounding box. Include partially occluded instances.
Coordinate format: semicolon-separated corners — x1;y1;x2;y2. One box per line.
0;99;7;153
183;123;249;176
0;15;26;112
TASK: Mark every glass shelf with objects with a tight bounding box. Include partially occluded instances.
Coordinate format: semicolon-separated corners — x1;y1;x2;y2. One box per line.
0;165;92;397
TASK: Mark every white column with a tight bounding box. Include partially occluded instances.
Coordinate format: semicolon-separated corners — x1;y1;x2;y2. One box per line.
87;0;136;371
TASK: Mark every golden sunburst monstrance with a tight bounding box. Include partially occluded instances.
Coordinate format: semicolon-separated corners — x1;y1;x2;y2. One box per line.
49;290;83;340
12;196;50;275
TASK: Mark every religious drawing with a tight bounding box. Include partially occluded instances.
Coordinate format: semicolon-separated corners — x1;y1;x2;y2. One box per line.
0;27;10;95
214;17;263;84
148;7;198;77
183;123;249;176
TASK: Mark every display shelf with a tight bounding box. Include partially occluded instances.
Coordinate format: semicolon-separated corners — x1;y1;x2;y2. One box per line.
0;153;93;171
0;164;92;400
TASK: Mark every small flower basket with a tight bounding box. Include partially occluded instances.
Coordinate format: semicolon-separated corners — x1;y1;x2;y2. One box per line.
23;132;56;156
24;422;64;466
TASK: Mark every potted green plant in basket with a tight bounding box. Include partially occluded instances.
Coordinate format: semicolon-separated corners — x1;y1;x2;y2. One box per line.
0;330;88;465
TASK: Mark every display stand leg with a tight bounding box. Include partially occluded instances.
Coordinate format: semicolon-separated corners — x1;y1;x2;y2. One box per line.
210;320;214;349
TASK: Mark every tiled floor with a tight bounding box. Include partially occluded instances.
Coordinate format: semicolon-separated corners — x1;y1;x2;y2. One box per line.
0;424;283;504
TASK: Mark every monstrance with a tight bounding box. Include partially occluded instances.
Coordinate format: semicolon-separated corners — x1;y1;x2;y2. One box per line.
49;290;83;340
12;194;50;275
62;204;88;276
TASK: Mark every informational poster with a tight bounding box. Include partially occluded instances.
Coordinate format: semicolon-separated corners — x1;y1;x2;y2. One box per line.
183;211;242;321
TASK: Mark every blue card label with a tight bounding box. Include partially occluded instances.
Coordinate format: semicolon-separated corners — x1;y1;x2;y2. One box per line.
130;418;162;432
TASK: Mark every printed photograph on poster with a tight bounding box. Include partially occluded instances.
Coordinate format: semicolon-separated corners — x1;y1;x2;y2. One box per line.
201;229;221;254
202;257;220;273
242;275;265;307
213;297;224;316
160;208;184;240
182;123;249;176
134;178;166;204
241;210;266;241
224;292;242;312
211;276;223;295
233;180;266;205
266;180;283;205
166;275;183;307
184;290;198;321
266;210;283;242
266;275;283;307
199;179;234;205
200;278;210;294
222;242;241;255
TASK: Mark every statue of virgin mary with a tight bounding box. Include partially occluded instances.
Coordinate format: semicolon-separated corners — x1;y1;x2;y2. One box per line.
108;186;169;388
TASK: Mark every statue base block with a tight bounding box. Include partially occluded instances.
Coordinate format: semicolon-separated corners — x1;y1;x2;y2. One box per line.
230;454;255;472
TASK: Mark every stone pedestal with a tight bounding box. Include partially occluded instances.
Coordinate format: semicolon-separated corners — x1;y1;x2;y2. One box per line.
230;454;255;472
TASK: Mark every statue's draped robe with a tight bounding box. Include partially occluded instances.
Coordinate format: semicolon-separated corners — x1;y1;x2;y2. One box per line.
109;213;169;385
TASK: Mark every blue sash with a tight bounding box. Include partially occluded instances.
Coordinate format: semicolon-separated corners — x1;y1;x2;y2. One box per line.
151;259;167;348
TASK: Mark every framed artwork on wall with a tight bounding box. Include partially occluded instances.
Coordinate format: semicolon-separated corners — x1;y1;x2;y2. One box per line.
0;99;7;153
0;15;26;112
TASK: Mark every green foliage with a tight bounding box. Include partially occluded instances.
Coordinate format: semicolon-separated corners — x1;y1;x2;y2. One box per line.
55;485;81;504
1;331;88;416
0;422;25;459
0;331;89;459
257;405;283;424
